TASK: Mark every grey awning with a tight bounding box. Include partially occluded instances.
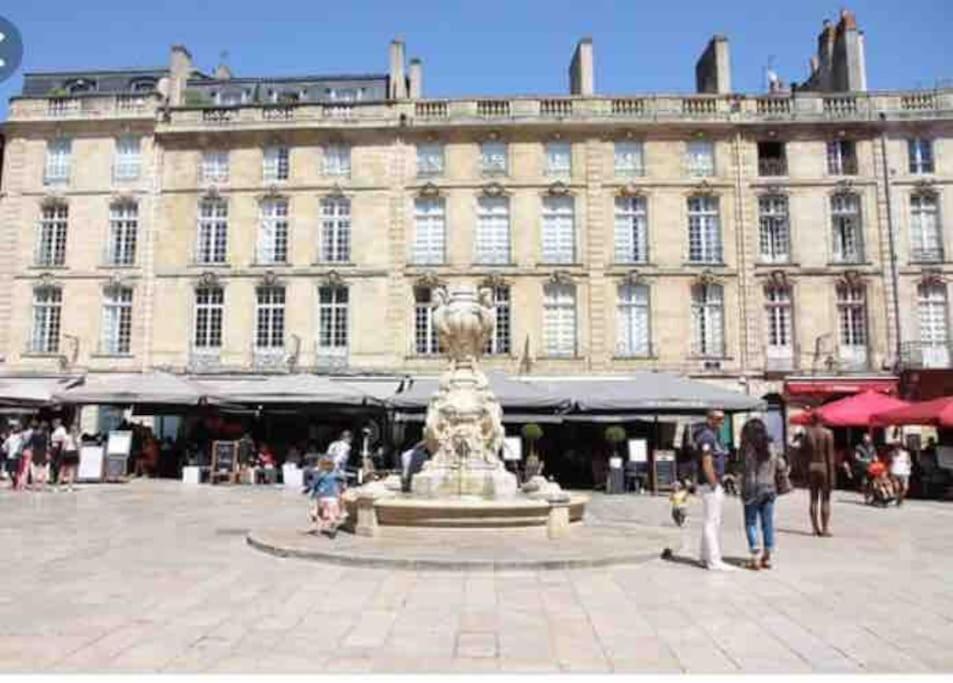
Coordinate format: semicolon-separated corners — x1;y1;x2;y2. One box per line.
194;374;383;406
530;372;764;413
0;376;82;406
55;373;217;406
388;371;570;411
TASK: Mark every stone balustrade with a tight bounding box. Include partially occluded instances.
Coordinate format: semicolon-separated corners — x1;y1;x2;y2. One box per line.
8;89;953;129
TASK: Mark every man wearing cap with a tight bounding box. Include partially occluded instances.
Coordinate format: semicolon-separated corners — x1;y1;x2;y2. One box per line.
694;409;735;571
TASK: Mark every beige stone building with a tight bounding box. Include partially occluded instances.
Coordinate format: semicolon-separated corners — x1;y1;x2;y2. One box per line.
1;9;951;418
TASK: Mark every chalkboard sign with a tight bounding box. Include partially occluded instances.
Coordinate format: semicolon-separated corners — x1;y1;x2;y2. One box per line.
104;455;127;482
654;449;677;490
211;440;238;482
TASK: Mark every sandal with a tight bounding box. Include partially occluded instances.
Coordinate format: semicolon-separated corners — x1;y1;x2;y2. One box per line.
745;558;761;571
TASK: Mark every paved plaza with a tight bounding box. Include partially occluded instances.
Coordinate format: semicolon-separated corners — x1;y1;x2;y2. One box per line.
2;480;953;673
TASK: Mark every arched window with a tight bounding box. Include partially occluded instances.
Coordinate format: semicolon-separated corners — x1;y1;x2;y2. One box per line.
614;195;648;264
836;283;868;368
107;201;138;265
31;287;62;354
320;196;351;263
318;285;349;355
758;195;790;263
917;282;950;368
413;287;440;355
764;285;794;369
257;198;289;264
691;283;724;357
543;282;576;357
910;192;942;263
616;283;651;357
831;193;863;263
687;195;721;263
101;286;133;355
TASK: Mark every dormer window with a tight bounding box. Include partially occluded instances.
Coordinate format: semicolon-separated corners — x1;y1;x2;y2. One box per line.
129;78;157;93
65;78;96;95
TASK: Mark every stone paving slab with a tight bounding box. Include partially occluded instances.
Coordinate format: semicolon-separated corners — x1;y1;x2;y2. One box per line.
2;479;953;673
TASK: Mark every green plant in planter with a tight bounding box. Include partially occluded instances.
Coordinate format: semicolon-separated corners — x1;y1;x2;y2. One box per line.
47;87;69;98
183;90;212;107
521;423;543;458
604;425;627;457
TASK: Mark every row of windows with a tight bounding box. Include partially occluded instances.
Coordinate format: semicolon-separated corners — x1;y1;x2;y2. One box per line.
33;189;946;269
29;282;951;367
42;136;940;186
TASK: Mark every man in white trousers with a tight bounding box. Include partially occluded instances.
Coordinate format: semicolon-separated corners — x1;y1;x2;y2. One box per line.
695;409;736;571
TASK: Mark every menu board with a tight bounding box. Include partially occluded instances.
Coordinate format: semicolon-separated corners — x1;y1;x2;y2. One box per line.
502;436;522;462
654;449;677;489
212;440;238;474
77;445;104;481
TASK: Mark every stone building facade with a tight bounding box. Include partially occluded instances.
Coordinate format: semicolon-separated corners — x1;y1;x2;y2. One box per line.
0;10;951;407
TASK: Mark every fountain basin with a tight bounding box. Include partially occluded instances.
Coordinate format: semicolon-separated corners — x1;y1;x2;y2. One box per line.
343;491;588;530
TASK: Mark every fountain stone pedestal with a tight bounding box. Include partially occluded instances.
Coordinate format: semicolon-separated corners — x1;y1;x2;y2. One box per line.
411;286;518;499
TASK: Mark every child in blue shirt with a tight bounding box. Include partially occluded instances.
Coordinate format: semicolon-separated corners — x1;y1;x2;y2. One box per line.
307;456;345;537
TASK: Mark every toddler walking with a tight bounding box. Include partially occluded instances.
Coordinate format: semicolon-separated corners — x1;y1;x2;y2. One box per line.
307;456;346;537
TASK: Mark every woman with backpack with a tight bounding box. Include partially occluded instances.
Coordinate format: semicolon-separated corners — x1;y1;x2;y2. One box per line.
740;418;789;570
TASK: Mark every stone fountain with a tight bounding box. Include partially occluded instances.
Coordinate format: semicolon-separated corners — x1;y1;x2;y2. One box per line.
343;284;585;535
411;286;518;499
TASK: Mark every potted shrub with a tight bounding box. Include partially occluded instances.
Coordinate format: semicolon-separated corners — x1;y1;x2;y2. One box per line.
604;426;627;464
521;423;544;480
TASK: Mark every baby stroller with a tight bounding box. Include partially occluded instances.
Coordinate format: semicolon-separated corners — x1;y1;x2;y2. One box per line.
863;460;895;507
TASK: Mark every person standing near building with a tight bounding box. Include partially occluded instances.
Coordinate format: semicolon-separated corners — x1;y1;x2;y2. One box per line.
740;418;786;570
56;423;80;492
2;423;24;487
28;421;51;492
695;409;735;571
802;413;836;536
889;440;911;506
852;433;877;490
50;418;68;489
327;430;353;475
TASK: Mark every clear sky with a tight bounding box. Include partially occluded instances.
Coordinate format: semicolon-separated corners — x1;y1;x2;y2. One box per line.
1;0;951;117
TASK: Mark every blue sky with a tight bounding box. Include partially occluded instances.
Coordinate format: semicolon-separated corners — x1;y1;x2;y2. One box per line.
1;0;951;116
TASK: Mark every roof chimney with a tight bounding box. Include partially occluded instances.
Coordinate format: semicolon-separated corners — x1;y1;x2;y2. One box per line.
168;44;193;106
408;58;423;99
569;38;594;96
695;35;732;94
388;40;408;100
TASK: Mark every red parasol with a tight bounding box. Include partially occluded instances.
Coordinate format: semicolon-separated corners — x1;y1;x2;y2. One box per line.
871;395;953;428
790;390;910;428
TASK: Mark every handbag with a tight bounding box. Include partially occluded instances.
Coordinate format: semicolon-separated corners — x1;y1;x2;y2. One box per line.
775;456;793;495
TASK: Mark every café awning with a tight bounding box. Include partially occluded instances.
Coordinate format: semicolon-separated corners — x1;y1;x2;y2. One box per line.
194;374;383;407
0;376;81;406
388;371;570;411
872;396;953;428
535;372;764;413
55;373;215;406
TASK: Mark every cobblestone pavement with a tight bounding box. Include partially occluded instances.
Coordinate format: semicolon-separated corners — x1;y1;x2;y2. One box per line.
1;479;952;673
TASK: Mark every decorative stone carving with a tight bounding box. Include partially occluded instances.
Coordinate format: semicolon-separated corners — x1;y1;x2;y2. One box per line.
481;181;506;197
546;180;570;196
197;271;222;289
919;268;945;287
767;269;790;289
418;181;441;198
412;285;518;498
837;269;864;289
260;270;280;287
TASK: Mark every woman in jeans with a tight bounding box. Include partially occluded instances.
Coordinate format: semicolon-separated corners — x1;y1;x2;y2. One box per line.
740;418;786;570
